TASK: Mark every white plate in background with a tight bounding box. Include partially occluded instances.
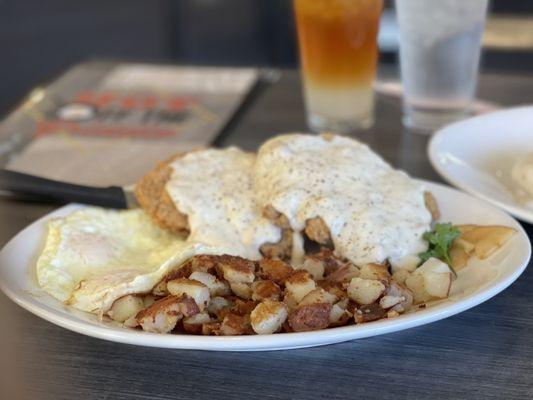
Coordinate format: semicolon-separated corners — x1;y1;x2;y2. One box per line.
429;106;533;224
0;181;530;351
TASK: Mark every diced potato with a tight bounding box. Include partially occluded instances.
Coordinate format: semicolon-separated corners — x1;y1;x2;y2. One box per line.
416;257;451;275
460;225;516;260
389;254;420;273
285;270;316;304
359;263;391;281
219;260;255;283
329;300;351;327
189;271;231;297
183;312;211;334
347;277;385;305
392;269;411;285
231;298;257;317
424;272;452;298
251;280;281;301
288;303;332;332
297;257;325;281
386;281;413;312
108;295;145;323
298;288;337;306
405;274;432;303
379;295;403;309
230;282;253;300
250;301;288;334
405;257;452;303
167;278;210;311
353;303;387;323
220;314;251;335
258;258;293;284
207;296;231;316
137;296;195;333
319;281;347;300
325;264;360;284
387;310;400;319
201;322;221;335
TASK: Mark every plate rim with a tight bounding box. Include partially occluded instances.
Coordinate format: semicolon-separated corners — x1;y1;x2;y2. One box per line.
0;180;530;351
428;105;533;224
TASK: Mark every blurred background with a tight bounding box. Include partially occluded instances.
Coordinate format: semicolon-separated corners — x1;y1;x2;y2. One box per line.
1;0;533;116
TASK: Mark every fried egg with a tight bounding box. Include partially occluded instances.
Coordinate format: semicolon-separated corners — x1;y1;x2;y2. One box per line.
37;208;222;314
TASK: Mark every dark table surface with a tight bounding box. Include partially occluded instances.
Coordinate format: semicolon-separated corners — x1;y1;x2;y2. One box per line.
1;69;533;400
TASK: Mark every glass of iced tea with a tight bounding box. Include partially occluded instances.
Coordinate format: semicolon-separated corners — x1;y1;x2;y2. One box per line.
293;0;383;133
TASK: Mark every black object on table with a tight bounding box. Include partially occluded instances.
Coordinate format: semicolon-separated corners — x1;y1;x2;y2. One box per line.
1;69;532;400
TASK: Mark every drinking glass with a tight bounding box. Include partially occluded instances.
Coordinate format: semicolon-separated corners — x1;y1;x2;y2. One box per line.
396;0;489;133
293;0;384;133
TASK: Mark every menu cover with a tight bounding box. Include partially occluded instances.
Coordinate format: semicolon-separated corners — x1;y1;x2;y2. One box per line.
0;61;259;186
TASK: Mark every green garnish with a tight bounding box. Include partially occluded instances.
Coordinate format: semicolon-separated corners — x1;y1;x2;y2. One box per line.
419;223;460;275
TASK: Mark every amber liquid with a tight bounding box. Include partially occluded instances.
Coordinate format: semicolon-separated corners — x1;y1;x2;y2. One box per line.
294;0;383;86
294;0;383;131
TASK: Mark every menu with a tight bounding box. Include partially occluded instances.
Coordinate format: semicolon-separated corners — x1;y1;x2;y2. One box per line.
0;61;258;186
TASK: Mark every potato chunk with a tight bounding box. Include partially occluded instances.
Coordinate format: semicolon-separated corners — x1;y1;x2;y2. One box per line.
325;264;360;284
218;258;255;283
206;296;232;318
250;301;288;334
297;257;325;281
230;282;253;300
137;295;199;333
359;263;391;281
220;314;251;335
288;303;332;332
405;258;452;303
183;312;211;334
258;258;293;284
252;280;281;301
285;270;316;305
108;295;145;323
298;288;337;306
329;299;352;327
167;278;210;311
189;271;230;297
347;277;385;305
385;281;413;312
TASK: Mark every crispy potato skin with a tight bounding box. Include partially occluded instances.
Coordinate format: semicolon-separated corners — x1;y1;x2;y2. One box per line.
288;303;332;332
258;258;293;284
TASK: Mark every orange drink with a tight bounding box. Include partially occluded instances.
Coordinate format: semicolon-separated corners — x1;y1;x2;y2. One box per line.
294;0;383;132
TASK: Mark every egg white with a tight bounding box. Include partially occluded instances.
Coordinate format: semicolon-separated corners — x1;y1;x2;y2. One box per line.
37;208;224;314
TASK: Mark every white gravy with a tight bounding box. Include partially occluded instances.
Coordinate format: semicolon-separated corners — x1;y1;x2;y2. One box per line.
166;148;281;259
254;134;431;265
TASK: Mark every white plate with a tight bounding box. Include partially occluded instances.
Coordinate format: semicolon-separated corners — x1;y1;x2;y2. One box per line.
0;181;530;351
429;106;533;224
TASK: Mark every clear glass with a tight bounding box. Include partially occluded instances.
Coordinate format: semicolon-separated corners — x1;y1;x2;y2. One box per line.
396;0;488;133
293;0;383;134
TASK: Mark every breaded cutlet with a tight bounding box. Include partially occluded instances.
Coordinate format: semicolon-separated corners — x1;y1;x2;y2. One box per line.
135;152;293;260
134;155;190;236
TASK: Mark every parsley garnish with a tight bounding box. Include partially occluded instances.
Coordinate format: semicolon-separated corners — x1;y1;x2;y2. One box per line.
419;223;460;275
